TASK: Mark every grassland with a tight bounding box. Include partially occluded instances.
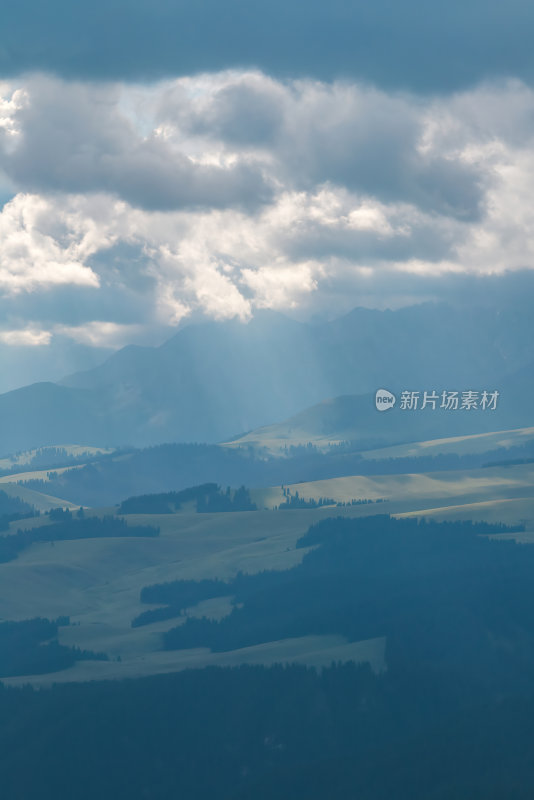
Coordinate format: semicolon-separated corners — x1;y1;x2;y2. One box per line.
0;464;86;486
223;426;346;454
0;431;532;686
252;462;534;515
0;504;395;684
226;424;534;459
360;426;534;461
2;635;386;688
0;481;79;512
0;445;114;472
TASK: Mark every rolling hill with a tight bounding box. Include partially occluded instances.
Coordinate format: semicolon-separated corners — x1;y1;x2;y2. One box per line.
227;385;534;454
0;457;532;685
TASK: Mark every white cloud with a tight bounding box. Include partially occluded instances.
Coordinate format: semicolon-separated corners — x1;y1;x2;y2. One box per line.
55;321;145;348
0;327;51;346
0;194;101;294
0;84;25;144
241;262;319;309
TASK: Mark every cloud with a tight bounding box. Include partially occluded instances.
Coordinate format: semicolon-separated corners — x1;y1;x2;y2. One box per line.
167;73;288;147
1;0;534;92
0;327;51;346
0;72;533;372
1;76;272;212
0;73;491;219
55;321;146;348
155;74;487;219
0;193;101;294
241;262;319;309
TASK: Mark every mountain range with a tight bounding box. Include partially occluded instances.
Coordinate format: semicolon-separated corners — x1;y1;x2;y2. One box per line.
0;303;532;455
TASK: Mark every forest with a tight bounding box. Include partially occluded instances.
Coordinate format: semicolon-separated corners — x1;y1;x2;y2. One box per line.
0;513;159;563
118;483;256;514
0;490;38;531
0;617;107;678
2;467;534;798
2;656;534;798
3;510;534;798
18;438;534;507
156;515;533;689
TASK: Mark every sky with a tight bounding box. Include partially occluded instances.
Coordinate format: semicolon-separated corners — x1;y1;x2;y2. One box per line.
1;1;534;391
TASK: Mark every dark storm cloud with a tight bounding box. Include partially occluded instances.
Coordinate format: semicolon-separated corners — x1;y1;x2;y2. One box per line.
1;0;534;91
177;80;287;146
2;78;272;211
163;75;487;220
279;108;485;222
1;73;485;220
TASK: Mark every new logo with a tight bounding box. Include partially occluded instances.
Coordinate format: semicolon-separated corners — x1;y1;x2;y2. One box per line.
375;388;396;411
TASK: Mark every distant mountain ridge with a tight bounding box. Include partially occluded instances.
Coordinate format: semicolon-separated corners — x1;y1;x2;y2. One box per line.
0;303;532;454
226;384;534;455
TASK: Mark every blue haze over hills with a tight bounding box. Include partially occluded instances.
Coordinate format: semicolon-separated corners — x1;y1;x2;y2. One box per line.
0;302;532;455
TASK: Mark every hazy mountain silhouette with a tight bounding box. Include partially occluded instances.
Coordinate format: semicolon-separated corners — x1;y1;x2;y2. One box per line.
0;304;532;454
229;374;534;454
